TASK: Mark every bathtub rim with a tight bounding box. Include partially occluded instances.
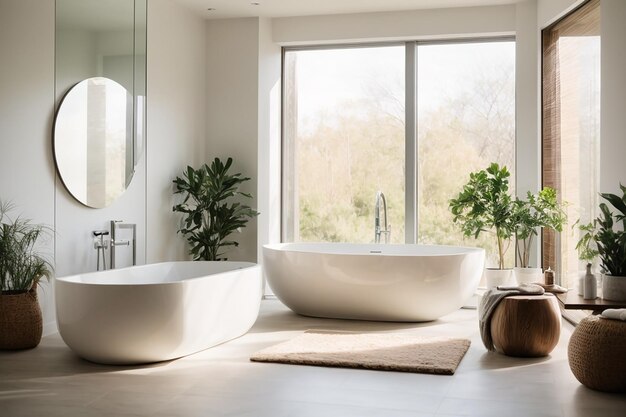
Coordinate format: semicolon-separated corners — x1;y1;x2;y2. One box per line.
55;260;261;286
263;242;485;257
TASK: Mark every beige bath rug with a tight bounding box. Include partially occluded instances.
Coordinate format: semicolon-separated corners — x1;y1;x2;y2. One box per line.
250;330;471;375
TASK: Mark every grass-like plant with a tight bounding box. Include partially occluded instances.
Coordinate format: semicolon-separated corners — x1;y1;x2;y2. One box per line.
173;157;259;261
577;185;626;276
513;187;567;268
449;163;516;270
0;201;53;294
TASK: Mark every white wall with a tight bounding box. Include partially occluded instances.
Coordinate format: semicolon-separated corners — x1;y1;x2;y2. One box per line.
205;18;260;262
600;0;626;195
272;5;516;45
146;0;207;262
537;0;584;27
257;17;282;292
56;0;209;274
515;0;541;266
0;0;56;335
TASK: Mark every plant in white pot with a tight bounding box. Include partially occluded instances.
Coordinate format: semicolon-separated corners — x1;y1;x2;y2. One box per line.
512;187;567;284
449;163;516;288
577;185;626;301
574;221;599;296
0;201;53;350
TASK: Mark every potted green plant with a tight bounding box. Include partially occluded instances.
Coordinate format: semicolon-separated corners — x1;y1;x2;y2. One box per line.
0;201;53;350
512;187;567;284
173;157;259;261
576;185;626;301
449;163;516;288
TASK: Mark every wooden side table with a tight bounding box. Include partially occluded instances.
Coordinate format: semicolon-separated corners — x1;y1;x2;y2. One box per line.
556;290;626;314
491;294;561;357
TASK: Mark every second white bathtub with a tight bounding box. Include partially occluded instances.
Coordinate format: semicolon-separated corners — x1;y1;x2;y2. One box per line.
263;243;485;322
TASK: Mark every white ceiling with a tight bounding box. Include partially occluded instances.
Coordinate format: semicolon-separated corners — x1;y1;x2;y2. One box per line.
174;0;519;20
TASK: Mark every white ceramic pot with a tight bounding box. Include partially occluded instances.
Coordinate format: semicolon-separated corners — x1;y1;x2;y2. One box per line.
484;268;515;289
601;274;626;302
514;267;543;285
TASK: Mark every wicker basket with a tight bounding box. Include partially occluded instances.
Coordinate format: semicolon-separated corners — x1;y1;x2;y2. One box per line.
0;287;43;350
568;315;626;393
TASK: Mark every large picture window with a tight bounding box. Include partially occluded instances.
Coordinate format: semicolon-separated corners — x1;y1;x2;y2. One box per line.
283;40;516;268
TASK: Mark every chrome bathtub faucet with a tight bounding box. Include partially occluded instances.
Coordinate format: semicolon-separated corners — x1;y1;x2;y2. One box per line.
110;220;137;269
374;191;391;244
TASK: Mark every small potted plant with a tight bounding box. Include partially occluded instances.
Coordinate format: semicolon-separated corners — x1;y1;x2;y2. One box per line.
0;201;53;350
512;187;567;284
450;163;516;288
173;157;259;261
576;185;626;301
574;220;599;296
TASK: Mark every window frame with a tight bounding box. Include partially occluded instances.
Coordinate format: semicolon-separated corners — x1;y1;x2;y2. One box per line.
281;37;517;245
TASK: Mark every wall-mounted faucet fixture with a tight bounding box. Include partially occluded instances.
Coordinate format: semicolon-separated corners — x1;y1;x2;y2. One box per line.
374;191;391;244
92;230;109;271
110;220;137;269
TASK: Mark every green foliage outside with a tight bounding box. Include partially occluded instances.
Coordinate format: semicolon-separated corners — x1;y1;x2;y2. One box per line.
173;158;259;261
294;64;516;268
0;201;52;294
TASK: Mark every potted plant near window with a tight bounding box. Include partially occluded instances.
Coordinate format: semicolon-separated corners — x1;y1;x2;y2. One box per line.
512;187;567;284
574;221;599;296
0;202;53;350
173;157;259;261
576;185;626;301
449;163;516;288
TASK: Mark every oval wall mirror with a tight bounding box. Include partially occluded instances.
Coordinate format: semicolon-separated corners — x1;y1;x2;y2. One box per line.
54;77;134;208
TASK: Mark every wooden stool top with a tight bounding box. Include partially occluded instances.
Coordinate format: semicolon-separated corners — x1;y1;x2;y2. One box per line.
502;294;556;301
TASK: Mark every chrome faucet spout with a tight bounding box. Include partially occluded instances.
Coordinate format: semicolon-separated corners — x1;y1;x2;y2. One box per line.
374;191;391;244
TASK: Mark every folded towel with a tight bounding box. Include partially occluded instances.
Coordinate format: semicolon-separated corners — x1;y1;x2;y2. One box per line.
478;284;545;351
601;308;626;321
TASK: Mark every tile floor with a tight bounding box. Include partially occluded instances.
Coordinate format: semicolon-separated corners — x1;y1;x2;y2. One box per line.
1;300;625;417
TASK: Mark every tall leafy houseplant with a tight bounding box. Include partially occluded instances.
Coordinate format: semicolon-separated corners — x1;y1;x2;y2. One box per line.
513;187;567;268
449;163;515;270
173;158;259;261
0;201;52;350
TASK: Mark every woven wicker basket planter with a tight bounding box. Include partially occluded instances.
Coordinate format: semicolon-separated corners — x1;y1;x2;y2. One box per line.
568;315;626;393
0;288;43;350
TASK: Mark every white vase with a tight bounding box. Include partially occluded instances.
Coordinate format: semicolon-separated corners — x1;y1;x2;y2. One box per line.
602;274;626;301
514;267;543;285
484;268;515;289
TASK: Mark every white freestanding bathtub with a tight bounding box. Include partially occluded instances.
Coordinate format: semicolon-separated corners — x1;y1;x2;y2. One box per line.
263;243;484;322
55;261;262;365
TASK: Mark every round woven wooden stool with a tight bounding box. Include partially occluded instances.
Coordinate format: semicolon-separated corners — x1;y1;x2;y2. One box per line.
568;315;626;392
490;294;561;357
